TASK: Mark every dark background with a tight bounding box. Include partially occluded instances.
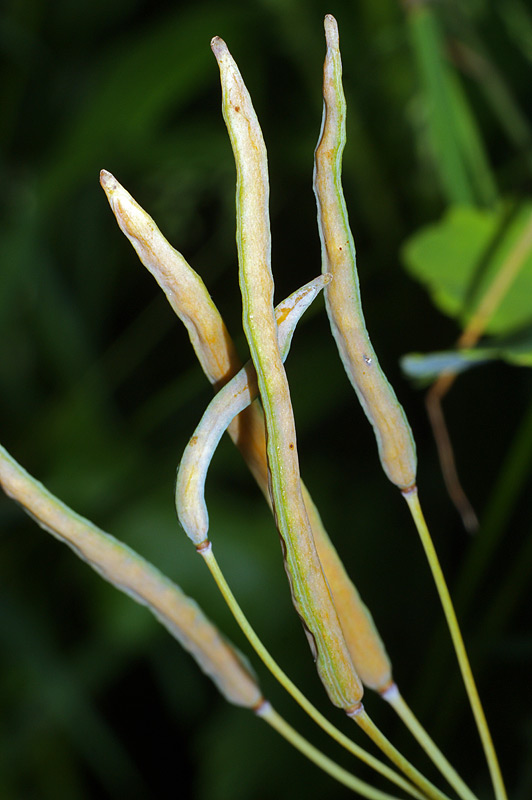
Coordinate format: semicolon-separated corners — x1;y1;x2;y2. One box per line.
1;0;531;798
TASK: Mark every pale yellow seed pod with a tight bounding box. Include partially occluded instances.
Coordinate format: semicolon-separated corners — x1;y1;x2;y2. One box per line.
100;169;239;389
0;444;263;710
314;16;417;491
304;493;393;694
99;169;270;490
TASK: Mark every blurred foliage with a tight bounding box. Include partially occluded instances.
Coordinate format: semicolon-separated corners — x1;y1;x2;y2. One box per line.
402;204;532;336
1;0;531;798
401;329;532;383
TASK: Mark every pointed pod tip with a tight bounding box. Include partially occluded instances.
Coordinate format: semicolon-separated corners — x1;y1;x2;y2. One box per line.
99;169;117;192
324;14;339;48
210;36;227;60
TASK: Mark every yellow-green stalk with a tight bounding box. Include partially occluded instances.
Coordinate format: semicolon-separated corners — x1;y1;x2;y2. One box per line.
201;544;425;800
258;701;406;800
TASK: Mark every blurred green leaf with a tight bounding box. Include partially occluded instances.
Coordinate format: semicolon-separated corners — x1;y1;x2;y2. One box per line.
402;202;532;335
401;323;532;384
499;0;532;64
406;4;497;207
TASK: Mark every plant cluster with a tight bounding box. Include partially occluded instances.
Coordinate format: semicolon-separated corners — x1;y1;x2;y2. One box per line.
1;14;519;800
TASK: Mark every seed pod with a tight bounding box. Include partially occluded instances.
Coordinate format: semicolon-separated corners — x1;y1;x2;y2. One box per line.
313;15;417;491
212;35;363;711
0;444;263;710
304;491;393;693
176;274;330;546
100;169;239;389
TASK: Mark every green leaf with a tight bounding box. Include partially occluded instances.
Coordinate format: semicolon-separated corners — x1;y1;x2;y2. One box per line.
406;6;497;207
400;350;489;383
401;325;532;383
402;202;532;335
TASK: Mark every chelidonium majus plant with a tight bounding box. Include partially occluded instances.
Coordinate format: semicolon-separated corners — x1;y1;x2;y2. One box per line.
0;15;509;800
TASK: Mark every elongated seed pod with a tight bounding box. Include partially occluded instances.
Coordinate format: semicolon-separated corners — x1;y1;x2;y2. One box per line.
313;16;417;491
0;444;263;709
212;35;363;711
176;274;330;546
100;169;240;389
100;168;392;694
100;169;269;487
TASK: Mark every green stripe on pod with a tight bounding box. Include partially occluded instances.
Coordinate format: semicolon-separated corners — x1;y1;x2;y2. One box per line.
211;35;363;711
313;16;417;491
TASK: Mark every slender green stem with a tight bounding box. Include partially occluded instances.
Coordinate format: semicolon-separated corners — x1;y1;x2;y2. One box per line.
349;709;450;800
199;543;426;800
257;702;403;800
403;488;507;800
382;685;479;800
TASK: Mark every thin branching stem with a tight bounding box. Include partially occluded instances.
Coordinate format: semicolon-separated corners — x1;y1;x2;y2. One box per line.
200;544;432;800
383;685;479;800
349;709;451;800
258;702;404;800
403;488;507;800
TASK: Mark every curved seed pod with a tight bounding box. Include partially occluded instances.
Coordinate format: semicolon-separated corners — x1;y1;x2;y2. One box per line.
313;16;417;491
176;274;330;546
212;35;363;711
100;169;240;389
0;444;263;710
